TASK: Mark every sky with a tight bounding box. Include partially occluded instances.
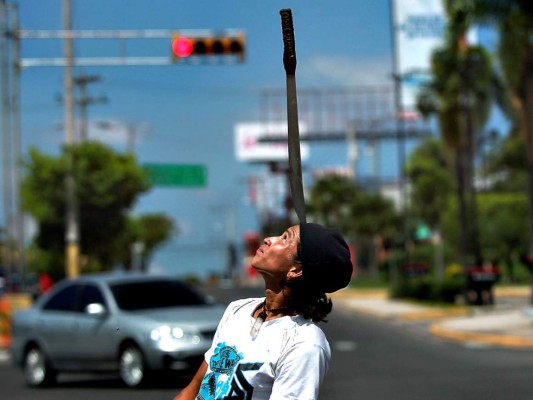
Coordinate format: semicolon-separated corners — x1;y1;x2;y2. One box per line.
1;0;456;279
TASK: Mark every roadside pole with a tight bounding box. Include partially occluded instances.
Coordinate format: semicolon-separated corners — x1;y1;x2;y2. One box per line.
63;0;80;278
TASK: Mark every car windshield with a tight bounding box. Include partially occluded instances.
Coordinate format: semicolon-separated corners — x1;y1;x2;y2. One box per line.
110;280;209;311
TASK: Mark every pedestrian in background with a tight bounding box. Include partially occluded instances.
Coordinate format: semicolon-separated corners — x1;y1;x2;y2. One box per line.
174;222;353;400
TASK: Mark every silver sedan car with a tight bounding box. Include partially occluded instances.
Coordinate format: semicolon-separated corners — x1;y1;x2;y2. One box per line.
10;272;225;388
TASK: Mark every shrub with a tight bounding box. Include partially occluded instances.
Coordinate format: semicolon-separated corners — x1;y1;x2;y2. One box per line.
391;277;465;304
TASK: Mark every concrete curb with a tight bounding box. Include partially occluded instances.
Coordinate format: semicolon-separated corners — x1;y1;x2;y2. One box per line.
334;287;533;349
337;298;467;322
398;307;468;321
494;286;531;298
429;323;533;349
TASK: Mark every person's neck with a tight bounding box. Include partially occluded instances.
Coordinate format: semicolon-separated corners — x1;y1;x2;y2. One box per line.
261;288;293;319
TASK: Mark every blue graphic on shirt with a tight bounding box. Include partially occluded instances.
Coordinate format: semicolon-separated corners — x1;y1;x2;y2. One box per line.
210;343;242;373
198;343;242;399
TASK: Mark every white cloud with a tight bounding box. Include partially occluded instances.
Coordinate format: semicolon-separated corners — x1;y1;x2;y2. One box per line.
300;55;392;86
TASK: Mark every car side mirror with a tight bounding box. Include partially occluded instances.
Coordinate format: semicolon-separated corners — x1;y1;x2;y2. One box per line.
86;303;107;316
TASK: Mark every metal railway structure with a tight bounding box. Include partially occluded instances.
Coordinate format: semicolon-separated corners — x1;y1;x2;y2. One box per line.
252;85;431;224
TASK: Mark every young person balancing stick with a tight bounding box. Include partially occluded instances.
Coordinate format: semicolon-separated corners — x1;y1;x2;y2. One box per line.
174;222;353;400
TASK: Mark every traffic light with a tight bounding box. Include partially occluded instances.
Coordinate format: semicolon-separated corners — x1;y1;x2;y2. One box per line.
414;223;431;242
171;32;245;63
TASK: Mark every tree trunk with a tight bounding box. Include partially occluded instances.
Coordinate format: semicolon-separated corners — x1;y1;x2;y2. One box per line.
454;150;470;270
523;70;533;304
464;104;483;265
524;73;533;259
461;50;482;266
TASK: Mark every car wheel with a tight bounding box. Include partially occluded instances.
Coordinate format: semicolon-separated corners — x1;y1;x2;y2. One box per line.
24;346;57;387
119;345;149;388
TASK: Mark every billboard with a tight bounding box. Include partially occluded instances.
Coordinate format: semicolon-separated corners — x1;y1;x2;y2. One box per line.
392;0;446;111
235;121;309;163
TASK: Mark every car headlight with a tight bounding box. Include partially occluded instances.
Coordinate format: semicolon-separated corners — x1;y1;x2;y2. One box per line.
150;325;201;351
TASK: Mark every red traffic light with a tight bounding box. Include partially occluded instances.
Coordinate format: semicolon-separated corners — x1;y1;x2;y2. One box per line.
171;36;194;58
171;32;246;63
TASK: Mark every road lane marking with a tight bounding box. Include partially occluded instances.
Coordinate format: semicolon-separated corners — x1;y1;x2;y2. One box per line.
332;341;357;351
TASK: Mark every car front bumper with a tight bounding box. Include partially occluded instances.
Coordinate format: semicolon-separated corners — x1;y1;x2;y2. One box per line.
143;340;210;371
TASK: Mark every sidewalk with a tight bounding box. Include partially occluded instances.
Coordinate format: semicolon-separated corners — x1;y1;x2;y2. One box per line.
332;286;533;349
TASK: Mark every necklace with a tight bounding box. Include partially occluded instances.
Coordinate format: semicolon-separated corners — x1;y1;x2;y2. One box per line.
250;300;289;339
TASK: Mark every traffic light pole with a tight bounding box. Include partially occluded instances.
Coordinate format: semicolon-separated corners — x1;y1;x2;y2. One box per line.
17;28;245;68
1;2;245;279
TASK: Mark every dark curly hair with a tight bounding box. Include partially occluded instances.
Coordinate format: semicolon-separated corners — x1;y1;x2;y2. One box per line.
280;243;333;323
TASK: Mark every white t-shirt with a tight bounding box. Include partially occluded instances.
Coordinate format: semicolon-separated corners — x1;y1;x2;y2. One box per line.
197;298;331;400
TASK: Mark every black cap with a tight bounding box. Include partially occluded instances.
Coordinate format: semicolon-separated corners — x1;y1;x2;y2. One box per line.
299;223;353;293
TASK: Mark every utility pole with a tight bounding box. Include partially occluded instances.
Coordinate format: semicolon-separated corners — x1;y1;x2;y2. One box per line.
1;0;23;289
73;74;106;141
1;0;13;277
11;2;24;289
63;0;79;278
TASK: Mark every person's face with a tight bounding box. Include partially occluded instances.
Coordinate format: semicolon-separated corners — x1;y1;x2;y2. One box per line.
251;225;302;281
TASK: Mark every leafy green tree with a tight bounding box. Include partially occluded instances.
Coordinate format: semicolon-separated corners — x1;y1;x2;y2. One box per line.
441;191;528;281
405;137;454;230
405;137;454;280
349;192;400;244
307;175;357;235
307;174;400;278
21;141;165;278
477;193;528;280
119;213;176;271
486;131;527;192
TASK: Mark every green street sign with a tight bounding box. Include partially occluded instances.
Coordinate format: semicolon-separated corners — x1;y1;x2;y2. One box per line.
143;163;207;187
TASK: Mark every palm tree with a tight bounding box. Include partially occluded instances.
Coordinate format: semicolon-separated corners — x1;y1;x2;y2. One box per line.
416;1;498;268
469;0;533;272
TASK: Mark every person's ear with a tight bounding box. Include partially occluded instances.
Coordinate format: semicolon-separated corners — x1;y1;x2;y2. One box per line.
286;264;303;280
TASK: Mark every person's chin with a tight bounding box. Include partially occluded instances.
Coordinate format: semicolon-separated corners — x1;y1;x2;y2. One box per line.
250;264;268;277
251;251;265;267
